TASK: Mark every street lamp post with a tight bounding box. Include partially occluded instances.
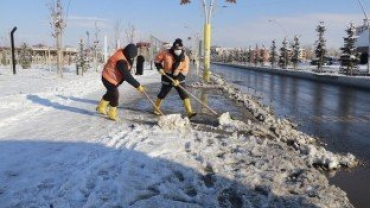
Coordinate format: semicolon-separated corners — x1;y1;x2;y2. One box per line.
355;0;370;74
181;0;236;82
268;19;289;40
269;19;290;69
202;0;214;82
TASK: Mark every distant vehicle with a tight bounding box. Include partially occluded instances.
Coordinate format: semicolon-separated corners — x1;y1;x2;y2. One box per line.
310;57;337;65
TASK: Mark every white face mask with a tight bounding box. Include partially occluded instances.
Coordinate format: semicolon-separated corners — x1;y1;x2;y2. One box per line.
174;49;182;56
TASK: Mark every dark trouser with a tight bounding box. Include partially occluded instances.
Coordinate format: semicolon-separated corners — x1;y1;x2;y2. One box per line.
157;74;188;100
102;77;122;107
136;64;143;75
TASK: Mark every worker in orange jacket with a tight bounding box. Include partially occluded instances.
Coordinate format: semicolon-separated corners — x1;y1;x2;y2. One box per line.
96;43;145;121
153;38;196;118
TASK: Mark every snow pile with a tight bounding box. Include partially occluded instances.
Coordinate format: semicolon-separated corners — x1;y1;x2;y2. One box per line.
158;114;191;131
218;112;250;131
269;120;358;169
209;75;358;170
189;81;221;89
211;74;273;123
217;111;358;170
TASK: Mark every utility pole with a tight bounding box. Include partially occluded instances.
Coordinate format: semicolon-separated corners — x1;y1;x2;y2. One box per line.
50;0;66;78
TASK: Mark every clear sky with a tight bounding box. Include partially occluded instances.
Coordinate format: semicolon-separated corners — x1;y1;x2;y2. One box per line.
0;0;369;49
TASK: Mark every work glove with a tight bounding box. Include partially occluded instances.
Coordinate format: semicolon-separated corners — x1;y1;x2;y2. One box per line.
136;85;145;93
172;79;180;87
158;69;166;75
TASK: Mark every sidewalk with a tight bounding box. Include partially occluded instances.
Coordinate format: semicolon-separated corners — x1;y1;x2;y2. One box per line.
0;66;357;207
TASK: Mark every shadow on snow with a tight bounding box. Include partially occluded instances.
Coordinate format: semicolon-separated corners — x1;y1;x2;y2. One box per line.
0;139;321;208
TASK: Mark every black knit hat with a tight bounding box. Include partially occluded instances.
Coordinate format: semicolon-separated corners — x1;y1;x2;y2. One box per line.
123;43;138;59
123;43;138;65
172;38;183;49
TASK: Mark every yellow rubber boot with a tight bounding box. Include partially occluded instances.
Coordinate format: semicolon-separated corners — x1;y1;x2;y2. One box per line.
153;99;162;115
183;98;197;118
96;99;109;115
108;106;118;121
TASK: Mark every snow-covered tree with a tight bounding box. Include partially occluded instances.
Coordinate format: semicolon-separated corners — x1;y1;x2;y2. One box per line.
270;40;277;68
247;46;252;65
315;21;326;72
241;48;246;64
77;39;90;75
234;48;240;62
19;43;32;69
239;48;245;63
260;45;266;66
291;35;301;70
227;51;233;63
340;23;359;75
254;44;260;66
222;50;227;62
279;37;289;69
1;51;6;66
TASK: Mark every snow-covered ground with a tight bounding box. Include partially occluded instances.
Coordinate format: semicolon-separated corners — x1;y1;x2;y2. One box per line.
0;65;357;207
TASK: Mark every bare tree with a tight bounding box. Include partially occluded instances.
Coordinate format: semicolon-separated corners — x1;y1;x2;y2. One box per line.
125;24;136;44
93;21;100;72
113;19;122;49
48;0;66;78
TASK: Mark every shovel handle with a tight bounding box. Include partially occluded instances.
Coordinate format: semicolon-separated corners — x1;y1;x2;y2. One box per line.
143;91;165;116
163;74;218;115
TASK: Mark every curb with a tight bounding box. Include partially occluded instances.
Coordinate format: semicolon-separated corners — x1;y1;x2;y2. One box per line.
214;63;370;90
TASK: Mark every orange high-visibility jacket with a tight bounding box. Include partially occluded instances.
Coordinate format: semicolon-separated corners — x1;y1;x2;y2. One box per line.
102;50;131;86
155;50;190;75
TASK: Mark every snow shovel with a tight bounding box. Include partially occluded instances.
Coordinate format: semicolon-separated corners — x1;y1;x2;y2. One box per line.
143;91;165;116
163;74;218;115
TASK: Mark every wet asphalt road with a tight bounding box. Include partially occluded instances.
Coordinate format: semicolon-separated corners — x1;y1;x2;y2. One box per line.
211;64;370;208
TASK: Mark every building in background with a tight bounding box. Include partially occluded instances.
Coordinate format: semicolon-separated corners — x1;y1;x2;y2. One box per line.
0;44;78;66
356;18;370;64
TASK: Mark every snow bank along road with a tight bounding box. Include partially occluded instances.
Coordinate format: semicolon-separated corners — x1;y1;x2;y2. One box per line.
215;62;370;90
0;68;358;207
